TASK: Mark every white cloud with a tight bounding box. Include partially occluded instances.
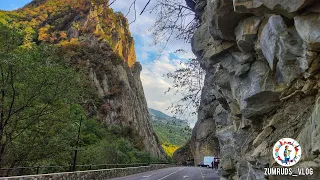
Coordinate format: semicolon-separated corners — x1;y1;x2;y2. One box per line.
140;58;198;127
111;1;197;127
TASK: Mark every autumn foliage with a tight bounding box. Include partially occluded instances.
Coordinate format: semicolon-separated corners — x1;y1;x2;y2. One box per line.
1;0;136;67
162;142;179;157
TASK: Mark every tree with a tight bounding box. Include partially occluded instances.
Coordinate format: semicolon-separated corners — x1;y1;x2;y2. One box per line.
0;25;83;170
149;0;198;47
111;0;198;47
165;58;205;116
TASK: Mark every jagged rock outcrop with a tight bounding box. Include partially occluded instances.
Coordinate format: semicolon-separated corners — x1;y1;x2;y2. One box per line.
11;0;166;159
174;0;320;179
172;140;194;165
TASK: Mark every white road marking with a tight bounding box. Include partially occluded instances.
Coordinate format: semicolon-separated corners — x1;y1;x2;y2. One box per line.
143;175;151;178
157;168;185;180
183;175;189;178
199;167;204;180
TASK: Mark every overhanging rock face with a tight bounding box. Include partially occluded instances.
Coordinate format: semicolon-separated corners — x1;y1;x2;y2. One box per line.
173;0;320;179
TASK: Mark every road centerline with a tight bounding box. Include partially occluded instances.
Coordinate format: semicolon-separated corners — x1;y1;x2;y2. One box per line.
199;167;205;180
157;167;185;180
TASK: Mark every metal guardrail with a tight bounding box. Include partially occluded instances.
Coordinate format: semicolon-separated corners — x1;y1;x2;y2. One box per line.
0;162;168;177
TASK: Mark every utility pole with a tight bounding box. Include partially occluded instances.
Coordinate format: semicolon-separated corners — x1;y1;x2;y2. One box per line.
72;115;82;171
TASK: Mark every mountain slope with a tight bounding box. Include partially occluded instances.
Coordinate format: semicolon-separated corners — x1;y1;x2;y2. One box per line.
149;108;192;156
0;0;166;170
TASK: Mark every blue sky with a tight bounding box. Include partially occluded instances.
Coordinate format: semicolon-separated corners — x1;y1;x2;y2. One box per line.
0;0;197;127
0;0;31;11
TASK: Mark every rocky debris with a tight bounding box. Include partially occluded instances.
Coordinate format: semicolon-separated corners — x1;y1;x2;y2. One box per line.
297;96;320;159
173;0;320;179
252;127;273;147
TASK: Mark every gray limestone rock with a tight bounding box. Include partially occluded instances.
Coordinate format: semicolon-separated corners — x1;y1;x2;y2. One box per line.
261;15;316;84
174;0;320;179
231;51;255;64
172;140;193;165
219;52;238;75
88;56;166;159
191;23;215;56
276;27;306;84
206;0;249;40
304;2;320;14
194;0;207;15
233;0;263;13
215;104;230;127
233;0;317;16
297;95;320;160
235;16;263;52
239;117;252;129
252;126;274;147
259;0;317;13
235;63;251;76
230;60;278;118
212;66;231;89
260;15;287;71
203;41;235;64
242;91;280;118
295;13;320;51
221;157;235;171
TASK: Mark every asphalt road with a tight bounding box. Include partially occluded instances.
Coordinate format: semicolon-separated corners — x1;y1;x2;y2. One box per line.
111;167;220;180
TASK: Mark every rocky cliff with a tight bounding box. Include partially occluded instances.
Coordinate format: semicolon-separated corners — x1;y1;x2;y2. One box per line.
174;0;320;179
2;0;165;159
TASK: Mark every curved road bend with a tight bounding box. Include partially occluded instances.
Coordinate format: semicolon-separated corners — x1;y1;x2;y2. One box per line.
110;166;220;180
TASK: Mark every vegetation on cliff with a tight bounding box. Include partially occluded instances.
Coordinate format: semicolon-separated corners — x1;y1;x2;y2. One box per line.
0;0;163;174
149;108;191;157
0;0;135;66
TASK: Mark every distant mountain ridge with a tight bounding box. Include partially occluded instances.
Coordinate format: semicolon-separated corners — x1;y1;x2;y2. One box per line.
148;108;192;157
148;108;189;128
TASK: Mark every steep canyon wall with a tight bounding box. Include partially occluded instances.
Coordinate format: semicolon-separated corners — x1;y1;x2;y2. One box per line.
9;0;166;159
174;0;320;179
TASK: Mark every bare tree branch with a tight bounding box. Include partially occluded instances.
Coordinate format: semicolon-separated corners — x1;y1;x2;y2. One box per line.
165;58;205;116
140;0;152;15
